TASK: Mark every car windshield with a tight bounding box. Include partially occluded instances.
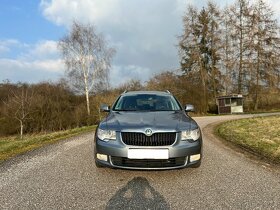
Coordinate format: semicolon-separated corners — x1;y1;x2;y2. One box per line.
113;94;181;111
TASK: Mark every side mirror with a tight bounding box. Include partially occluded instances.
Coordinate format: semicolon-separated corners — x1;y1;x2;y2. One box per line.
100;104;110;112
185;104;194;112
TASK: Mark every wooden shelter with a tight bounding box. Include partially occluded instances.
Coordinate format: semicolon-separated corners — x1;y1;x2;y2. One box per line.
216;94;243;114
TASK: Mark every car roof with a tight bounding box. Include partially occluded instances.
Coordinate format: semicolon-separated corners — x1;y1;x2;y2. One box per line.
121;91;171;96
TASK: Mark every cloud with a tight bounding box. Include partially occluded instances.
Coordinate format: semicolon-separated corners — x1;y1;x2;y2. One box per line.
0;45;9;54
5;0;279;85
32;40;58;57
40;0;120;27
0;58;64;83
0;39;26;55
0;39;59;61
39;0;188;84
0;39;20;46
0;37;153;85
22;40;59;60
0;58;63;73
0;39;64;83
110;65;153;87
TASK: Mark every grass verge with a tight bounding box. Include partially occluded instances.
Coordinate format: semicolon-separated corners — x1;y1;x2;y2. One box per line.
216;115;280;164
0;125;96;163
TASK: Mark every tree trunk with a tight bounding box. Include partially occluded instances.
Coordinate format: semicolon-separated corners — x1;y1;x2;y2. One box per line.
83;65;91;116
238;2;244;94
254;69;260;110
20;120;23;139
85;87;90;116
254;40;261;111
199;58;208;113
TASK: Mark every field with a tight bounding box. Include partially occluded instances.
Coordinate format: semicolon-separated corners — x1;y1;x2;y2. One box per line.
217;115;280;163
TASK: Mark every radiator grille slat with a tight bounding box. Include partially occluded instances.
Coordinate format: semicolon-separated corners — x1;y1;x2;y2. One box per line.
121;132;176;146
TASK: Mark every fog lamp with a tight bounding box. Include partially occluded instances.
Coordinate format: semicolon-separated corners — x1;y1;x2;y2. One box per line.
96;153;108;161
190;154;201;162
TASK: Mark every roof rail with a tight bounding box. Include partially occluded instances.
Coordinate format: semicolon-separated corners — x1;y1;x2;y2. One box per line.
166;90;170;94
122;90;128;94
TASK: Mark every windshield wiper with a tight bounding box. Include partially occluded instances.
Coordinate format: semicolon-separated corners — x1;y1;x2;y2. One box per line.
153;110;174;111
114;109;138;111
114;109;176;112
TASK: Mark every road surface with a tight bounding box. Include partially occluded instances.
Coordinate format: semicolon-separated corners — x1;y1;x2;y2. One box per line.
1;115;280;209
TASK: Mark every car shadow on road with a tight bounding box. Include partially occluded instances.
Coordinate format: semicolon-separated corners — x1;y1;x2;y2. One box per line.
106;177;170;210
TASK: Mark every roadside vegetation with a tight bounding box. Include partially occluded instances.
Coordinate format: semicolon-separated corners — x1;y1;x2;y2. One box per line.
0;125;96;163
216;116;280;163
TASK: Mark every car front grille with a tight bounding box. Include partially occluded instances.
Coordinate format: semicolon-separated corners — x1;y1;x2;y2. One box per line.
111;157;186;168
121;132;176;146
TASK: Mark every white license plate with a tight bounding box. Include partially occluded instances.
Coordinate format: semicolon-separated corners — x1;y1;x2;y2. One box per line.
128;149;169;159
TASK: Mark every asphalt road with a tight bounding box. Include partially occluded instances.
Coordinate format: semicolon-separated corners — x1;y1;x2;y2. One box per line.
1;115;280;209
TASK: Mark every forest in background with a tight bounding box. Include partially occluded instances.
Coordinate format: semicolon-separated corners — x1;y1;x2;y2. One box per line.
0;0;279;137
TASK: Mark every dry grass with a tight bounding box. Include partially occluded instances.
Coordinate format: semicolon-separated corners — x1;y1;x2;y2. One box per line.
217;115;280;163
0;125;96;163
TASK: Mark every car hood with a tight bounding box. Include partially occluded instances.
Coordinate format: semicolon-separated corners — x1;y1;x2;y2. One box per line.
100;111;198;132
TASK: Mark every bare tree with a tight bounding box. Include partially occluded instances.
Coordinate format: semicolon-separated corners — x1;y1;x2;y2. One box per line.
179;5;209;113
207;1;222;100
179;3;223;113
58;21;115;116
228;0;252;94
220;6;236;95
3;85;34;139
249;0;280;110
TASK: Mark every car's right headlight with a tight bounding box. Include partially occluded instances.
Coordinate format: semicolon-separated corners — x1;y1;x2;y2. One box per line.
97;128;116;141
181;128;200;141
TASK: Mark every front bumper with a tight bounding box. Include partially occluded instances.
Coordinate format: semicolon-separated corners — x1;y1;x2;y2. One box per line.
94;133;202;170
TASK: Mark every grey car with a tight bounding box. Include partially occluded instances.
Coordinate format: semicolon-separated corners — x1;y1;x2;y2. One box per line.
94;91;202;170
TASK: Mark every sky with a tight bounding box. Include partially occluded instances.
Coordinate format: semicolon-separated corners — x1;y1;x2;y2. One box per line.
1;0;280;87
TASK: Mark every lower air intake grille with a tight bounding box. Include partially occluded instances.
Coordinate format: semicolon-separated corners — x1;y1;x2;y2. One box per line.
111;157;186;168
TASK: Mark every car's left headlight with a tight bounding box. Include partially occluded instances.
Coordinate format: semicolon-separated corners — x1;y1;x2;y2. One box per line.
97;128;116;141
181;128;200;141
